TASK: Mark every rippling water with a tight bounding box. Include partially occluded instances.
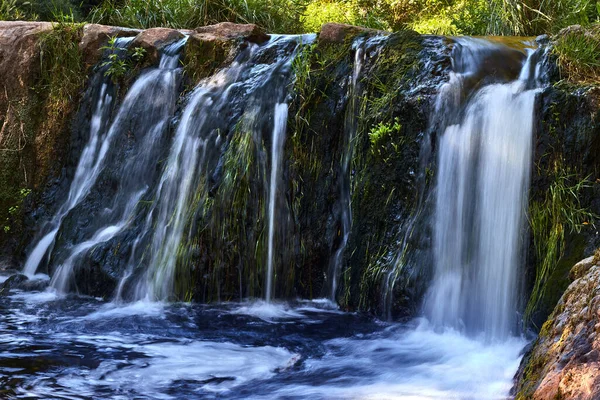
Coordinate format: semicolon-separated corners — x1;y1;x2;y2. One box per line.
0;282;525;399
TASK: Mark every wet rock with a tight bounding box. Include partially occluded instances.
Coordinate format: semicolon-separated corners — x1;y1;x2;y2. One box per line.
79;23;139;68
0;273;48;293
318;23;376;45
1;273;28;291
514;257;600;399
195;22;269;44
131;28;185;65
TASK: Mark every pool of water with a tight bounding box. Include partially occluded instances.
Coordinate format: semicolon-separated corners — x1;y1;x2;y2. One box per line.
0;284;526;399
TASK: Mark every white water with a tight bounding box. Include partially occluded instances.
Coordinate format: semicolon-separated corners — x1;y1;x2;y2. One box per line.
136;35;313;302
269;320;525;400
425;38;540;340
23;81;114;277
265;102;288;302
49;40;185;293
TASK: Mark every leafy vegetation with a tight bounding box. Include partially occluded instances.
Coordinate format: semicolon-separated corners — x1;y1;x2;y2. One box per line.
2;0;599;36
100;36;147;82
524;163;597;325
553;24;600;83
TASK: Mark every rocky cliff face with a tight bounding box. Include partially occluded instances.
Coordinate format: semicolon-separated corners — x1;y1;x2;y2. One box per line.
1;20;599;332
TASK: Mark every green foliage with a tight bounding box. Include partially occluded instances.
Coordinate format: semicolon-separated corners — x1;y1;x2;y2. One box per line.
90;0;308;33
524;164;597;325
302;0;388;32
368;117;402;158
38;20;85;122
488;0;599;36
553;24;600;83
100;36;147;82
3;188;31;233
0;0;87;22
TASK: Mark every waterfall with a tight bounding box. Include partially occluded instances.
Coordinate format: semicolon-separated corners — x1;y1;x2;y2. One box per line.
133;35;313;302
22;38;132;278
265;103;288;302
424;38;541;340
50;38;186;293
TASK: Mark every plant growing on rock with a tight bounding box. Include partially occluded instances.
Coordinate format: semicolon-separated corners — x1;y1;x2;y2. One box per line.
525;164;597;325
100;36;147;82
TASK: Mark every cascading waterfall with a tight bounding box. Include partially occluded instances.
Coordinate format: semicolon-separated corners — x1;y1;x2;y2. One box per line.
133;35;313;302
22;38;134;278
50;39;186;293
265;102;288;302
424;38;541;340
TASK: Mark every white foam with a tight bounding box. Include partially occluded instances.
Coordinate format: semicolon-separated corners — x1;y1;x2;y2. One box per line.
81;300;166;320
9;288;60;303
230;300;304;321
50;340;297;399
270;319;525;400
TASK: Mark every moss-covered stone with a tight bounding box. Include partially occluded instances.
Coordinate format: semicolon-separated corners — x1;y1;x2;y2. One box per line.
0;21;87;266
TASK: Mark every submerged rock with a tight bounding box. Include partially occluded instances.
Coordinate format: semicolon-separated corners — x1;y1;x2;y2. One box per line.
514;254;600;399
0;273;49;293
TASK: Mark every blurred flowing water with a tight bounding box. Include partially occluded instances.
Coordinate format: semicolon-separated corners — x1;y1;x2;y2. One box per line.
4;35;546;399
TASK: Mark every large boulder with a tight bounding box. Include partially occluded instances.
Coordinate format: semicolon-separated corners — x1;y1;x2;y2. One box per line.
318;23;375;45
0;21;52;123
514;254;600;399
195;22;269;44
130;27;185;65
79;23;139;68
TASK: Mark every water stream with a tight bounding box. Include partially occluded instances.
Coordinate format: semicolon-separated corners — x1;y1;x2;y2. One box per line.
3;35;545;399
21;38;134;278
425;38;540;340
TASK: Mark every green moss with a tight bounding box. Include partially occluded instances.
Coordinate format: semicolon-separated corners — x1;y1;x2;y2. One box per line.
525;162;597;325
345;30;423;312
182;37;233;88
0;21;85;244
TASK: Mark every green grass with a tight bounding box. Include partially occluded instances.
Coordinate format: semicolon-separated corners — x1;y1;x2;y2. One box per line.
553;24;600;83
90;0;308;33
524;163;597;325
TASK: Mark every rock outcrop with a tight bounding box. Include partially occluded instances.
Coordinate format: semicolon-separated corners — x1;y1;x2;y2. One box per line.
514;253;600;399
79;23;139;67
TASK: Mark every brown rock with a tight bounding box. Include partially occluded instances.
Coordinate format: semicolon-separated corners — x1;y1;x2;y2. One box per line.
0;21;52;107
131;28;185;65
570;255;597;281
79;24;139;68
514;258;600;400
318;23;373;45
195;22;269;44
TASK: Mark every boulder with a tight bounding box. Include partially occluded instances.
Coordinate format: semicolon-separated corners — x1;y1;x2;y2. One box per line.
513;256;600;399
318;23;374;45
130;28;185;65
79;23;139;68
195;22;269;44
0;21;52;120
